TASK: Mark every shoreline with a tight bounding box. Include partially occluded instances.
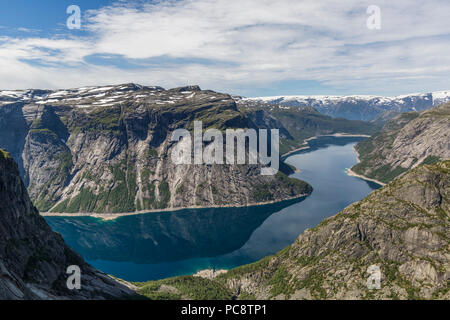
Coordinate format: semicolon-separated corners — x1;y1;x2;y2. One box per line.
345;167;386;186
41;133;372;221
282;133;384;186
281;133;371;157
40;193;309;221
346;145;386;186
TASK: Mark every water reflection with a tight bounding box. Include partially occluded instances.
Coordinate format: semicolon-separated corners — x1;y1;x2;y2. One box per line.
46;197;306;264
46;136;380;281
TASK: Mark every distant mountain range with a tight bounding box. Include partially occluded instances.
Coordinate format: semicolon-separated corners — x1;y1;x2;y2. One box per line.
240;91;450;121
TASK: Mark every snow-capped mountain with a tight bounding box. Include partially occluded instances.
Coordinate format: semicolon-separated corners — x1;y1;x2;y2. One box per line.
3;85;450;121
0;83;167;107
240;91;450;121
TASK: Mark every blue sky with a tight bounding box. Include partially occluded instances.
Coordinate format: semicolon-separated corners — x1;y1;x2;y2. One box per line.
0;0;450;97
0;1;108;34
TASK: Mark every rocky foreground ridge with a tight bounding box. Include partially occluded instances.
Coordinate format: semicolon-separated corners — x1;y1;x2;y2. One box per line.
0;83;376;214
0;149;137;299
138;161;450;300
351;102;450;183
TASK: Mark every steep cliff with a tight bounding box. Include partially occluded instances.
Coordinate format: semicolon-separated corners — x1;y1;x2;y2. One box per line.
0;149;137;299
351;103;450;183
137;161;450;300
0;84;312;214
46;197;306;265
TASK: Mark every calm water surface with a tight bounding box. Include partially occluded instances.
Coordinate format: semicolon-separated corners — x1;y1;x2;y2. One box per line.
46;136;380;281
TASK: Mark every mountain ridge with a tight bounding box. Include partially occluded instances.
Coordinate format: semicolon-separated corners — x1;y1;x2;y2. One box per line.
241;91;450;121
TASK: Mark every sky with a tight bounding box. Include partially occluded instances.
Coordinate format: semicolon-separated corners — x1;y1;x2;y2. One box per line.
0;0;450;97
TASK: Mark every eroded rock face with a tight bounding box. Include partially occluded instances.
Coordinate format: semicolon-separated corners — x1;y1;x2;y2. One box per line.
0;150;136;299
351;103;450;183
216;161;449;300
0;84;312;214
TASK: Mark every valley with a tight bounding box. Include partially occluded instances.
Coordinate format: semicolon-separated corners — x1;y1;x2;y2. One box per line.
135;159;450;300
1;0;449;304
0;84;448;301
46;136;380;282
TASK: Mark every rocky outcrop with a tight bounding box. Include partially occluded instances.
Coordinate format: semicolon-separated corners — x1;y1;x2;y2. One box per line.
198;161;448;299
0;149;137;299
351;103;450;183
0;84;312;214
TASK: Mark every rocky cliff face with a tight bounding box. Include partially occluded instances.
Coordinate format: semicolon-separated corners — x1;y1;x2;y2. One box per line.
143;161;449;300
0;149;136;299
0;84;312;214
351;103;450;183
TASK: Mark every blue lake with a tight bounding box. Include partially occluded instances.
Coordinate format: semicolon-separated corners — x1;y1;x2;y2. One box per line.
45;136;380;282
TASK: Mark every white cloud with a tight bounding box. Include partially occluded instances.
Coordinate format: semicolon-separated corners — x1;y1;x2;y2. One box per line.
0;0;450;95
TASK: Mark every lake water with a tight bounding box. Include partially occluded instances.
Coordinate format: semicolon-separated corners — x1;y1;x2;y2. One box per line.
45;136;380;282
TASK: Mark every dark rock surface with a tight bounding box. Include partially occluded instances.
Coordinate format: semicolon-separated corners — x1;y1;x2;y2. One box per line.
0;149;137;299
